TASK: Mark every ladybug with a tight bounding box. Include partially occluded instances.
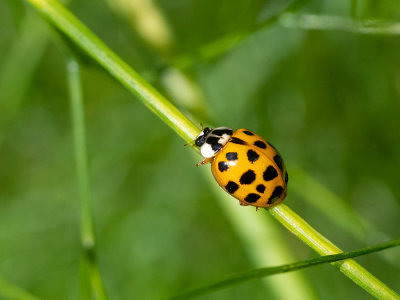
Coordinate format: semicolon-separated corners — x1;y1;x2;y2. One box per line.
195;127;288;208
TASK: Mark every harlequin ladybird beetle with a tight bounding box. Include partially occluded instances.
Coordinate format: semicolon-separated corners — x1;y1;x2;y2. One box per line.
195;127;288;208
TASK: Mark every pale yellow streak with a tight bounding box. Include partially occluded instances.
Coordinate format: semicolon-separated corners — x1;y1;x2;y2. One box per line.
110;0;174;52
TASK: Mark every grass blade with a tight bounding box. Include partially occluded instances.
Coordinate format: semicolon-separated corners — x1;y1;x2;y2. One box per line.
270;204;400;300
168;238;400;300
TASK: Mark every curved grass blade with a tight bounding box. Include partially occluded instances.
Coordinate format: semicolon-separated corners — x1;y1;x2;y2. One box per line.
270;204;400;300
168;238;400;300
289;166;400;269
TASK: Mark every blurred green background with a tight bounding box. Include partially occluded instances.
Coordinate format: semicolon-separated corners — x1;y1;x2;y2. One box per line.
1;0;400;299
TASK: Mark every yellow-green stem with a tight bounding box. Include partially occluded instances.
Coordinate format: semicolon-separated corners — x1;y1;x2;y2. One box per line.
270;204;400;300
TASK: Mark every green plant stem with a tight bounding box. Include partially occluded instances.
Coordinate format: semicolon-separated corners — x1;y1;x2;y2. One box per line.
24;0;399;298
67;56;108;300
279;13;400;34
67;57;94;250
290;166;400;268
169;238;400;300
269;204;400;300
26;0;199;144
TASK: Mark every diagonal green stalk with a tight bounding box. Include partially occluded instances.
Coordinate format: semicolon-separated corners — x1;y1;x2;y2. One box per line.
290;166;400;268
67;55;108;300
26;0;199;144
24;0;399;298
269;204;400;300
289;166;368;239
169;238;400;300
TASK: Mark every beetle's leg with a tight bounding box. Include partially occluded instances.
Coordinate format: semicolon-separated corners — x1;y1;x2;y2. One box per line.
196;157;214;166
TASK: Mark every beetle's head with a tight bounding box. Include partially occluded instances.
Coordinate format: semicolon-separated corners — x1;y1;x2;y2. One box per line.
195;127;212;147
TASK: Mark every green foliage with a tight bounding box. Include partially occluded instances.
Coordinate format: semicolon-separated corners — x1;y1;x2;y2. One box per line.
1;0;400;299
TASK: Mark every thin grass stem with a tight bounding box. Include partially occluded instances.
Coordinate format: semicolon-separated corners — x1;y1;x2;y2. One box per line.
67;55;108;300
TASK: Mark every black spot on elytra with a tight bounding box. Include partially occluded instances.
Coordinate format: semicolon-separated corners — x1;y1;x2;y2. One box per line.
245;193;260;203
225;181;239;194
243;130;254;136
213;128;233;136
247;150;259;163
218;161;228;172
273;154;283;171
240;170;256;185
226;152;238;161
230;137;246;145
263;166;278;181
285;172;289;185
254;140;267;149
268;186;284;204
256;184;265;193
